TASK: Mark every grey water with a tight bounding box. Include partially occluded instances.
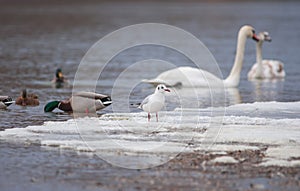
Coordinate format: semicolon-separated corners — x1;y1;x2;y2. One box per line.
0;1;299;128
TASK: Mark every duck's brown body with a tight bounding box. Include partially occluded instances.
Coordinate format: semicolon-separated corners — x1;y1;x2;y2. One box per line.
15;90;39;106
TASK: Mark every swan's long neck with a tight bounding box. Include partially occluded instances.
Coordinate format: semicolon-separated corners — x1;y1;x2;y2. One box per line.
255;41;263;78
224;31;247;87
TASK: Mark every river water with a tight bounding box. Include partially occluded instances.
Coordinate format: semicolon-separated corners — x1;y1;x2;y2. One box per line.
0;0;300;129
0;0;300;190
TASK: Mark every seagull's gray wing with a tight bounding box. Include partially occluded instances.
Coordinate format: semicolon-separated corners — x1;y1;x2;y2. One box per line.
138;94;152;109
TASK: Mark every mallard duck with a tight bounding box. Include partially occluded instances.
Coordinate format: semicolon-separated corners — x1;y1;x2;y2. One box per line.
0;96;14;109
15;89;39;106
51;68;68;88
44;92;112;113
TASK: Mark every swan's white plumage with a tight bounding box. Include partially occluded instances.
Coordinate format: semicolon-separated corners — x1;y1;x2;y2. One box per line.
248;32;285;79
142;25;259;88
248;60;285;79
142;66;223;87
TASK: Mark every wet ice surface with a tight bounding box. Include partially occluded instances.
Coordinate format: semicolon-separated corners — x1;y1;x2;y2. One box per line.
1;101;299;169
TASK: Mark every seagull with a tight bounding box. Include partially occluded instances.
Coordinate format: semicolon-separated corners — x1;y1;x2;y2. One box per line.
139;84;170;122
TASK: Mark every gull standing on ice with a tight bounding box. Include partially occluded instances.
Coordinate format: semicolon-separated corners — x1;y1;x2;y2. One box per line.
139;84;170;122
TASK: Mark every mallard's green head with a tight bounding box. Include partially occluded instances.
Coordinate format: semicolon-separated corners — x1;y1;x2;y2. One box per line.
44;101;60;112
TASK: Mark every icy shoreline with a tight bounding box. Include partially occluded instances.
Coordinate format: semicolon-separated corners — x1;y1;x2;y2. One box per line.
1;101;299;168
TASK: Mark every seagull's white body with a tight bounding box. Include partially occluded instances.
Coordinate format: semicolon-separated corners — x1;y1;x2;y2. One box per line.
140;92;165;114
248;32;285;79
139;84;170;122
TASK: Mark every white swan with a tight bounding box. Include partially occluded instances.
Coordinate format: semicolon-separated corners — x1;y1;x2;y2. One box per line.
142;25;259;88
248;32;285;79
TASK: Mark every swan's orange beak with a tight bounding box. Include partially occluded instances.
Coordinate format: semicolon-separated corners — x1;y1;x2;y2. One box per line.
252;33;260;42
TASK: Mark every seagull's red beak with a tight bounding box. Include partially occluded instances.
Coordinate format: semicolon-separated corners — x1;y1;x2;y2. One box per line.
165;88;171;92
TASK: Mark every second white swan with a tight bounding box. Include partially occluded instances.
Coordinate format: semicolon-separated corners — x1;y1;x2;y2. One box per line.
247;32;285;79
142;25;260;88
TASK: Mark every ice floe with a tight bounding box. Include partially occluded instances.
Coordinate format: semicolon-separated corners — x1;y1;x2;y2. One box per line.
0;101;299;168
209;156;238;164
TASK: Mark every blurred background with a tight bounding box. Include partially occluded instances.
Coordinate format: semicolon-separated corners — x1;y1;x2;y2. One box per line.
0;0;299;129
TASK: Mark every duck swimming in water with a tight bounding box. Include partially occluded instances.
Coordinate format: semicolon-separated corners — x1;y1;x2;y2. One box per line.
51;68;69;88
0;96;14;109
15;89;39;106
44;91;112;113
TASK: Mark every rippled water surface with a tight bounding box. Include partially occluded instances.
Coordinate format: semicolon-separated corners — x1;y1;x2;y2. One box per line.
0;1;300;129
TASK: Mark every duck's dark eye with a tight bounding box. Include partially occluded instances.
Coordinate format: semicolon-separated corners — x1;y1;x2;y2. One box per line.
252;29;255;34
161;86;164;89
158;87;160;90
